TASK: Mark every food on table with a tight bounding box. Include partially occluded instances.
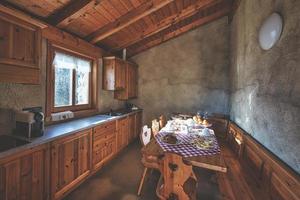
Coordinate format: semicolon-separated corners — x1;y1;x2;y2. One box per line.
203;120;208;125
193;137;214;149
162;134;178;145
193;115;203;124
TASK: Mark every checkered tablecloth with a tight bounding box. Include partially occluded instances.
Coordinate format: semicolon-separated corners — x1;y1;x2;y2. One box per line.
155;129;221;157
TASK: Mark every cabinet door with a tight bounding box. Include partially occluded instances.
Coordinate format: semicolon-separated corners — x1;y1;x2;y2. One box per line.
51;130;91;200
114;61;138;100
0;145;49;200
116;118;128;152
128;114;136;143
127;62;138;98
93;121;116;170
135;112;142;139
93;137;116;170
103;57;126;90
0;18;12;59
0;15;41;84
115;58;126;90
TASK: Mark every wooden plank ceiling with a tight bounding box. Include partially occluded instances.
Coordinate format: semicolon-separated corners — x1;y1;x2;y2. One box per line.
3;0;236;57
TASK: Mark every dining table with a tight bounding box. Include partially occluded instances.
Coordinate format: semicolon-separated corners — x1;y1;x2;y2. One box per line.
141;117;227;200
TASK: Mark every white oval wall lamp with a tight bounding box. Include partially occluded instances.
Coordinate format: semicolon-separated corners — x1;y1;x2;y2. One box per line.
258;12;283;50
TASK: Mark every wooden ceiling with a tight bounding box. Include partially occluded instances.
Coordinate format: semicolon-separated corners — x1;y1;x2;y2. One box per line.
3;0;237;57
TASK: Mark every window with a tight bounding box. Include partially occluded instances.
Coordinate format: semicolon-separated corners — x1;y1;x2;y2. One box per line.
46;43;98;119
53;52;91;108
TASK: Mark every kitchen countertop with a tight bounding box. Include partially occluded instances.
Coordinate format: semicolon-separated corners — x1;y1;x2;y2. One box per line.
0;109;142;160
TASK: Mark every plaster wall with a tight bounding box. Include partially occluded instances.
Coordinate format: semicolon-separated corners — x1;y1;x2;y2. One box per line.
230;0;300;173
131;17;230;126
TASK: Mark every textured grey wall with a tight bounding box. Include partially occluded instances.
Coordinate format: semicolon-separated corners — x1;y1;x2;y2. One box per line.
131;17;230;126
230;0;300;173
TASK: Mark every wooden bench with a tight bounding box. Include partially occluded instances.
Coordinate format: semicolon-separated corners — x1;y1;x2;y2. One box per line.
212;121;300;200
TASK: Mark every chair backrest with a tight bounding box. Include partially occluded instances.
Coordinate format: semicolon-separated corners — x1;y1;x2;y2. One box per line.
159;115;167;129
152;119;160;137
140;125;151;146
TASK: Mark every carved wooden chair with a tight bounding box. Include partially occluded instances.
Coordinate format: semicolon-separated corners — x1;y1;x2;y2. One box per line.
138;125;161;196
156;153;198;200
159;115;167;130
152;119;160;136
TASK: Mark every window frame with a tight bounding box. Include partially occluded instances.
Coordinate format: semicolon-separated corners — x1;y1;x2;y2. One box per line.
46;42;98;120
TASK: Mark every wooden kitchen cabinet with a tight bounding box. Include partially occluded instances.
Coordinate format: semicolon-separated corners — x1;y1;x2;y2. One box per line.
103;57;126;90
116;117;129;152
0;144;50;200
128;114;136;143
114;61;138;100
50;129;92;200
92;121;116;170
0;7;44;84
135;111;142;139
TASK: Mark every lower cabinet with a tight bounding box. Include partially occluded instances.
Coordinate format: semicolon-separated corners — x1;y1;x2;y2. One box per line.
135;111;142;139
50;129;92;200
116;117;129;152
92;121;116;170
128;114;136;143
0;144;50;200
0;111;142;200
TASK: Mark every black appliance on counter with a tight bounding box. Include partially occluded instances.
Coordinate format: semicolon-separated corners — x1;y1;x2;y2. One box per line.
15;107;44;139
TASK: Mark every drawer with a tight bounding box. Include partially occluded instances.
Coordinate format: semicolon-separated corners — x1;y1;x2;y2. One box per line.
93;121;116;139
93;130;115;144
93;136;116;168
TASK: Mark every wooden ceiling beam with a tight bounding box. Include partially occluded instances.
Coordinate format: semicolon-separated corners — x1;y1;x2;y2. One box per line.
48;0;98;28
127;3;231;57
87;0;175;44
113;0;222;51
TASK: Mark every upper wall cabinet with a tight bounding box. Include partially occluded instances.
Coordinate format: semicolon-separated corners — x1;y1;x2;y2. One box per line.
103;56;126;90
114;61;138;100
0;6;46;84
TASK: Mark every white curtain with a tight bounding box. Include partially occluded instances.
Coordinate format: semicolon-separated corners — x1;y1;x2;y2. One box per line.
53;51;91;72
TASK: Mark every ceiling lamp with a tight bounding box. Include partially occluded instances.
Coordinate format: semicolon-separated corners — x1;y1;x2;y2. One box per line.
258;13;283;50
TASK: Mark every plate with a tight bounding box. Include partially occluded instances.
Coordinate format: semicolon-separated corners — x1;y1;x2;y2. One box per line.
192;137;214;149
195;123;212;128
160;133;182;145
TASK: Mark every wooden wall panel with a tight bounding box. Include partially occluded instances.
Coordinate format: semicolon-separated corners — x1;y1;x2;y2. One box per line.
227;122;300;200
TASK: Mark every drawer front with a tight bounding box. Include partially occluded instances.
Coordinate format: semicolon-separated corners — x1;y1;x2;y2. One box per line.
93;130;115;145
93;137;116;168
93;121;116;139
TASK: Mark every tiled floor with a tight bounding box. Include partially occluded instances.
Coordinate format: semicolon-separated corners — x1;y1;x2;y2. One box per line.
64;141;221;200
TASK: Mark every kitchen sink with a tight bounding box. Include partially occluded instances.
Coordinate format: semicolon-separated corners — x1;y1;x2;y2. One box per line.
0;135;31;153
105;109;131;117
109;112;123;116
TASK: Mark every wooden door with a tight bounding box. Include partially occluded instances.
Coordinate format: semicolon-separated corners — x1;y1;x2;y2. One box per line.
50;129;91;200
135;111;142;139
117;117;129;152
0;144;49;200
